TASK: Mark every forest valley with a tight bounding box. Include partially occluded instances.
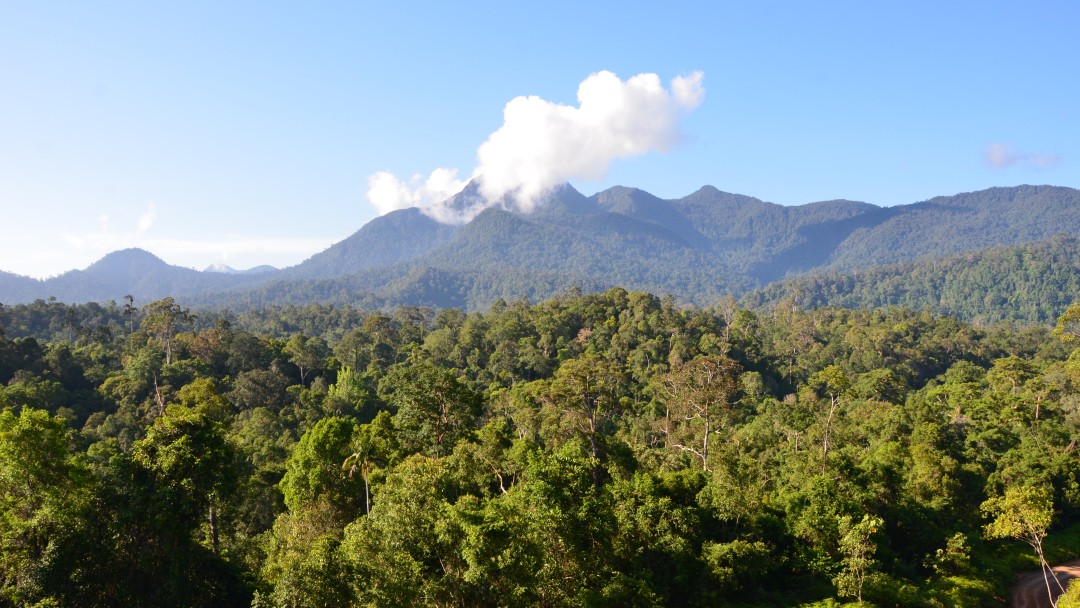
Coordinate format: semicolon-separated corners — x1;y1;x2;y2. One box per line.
1;289;1080;607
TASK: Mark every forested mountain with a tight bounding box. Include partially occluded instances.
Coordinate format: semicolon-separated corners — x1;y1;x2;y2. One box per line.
0;271;36;303
2;290;1079;606
826;185;1080;270
3;185;1079;317
745;236;1080;325
279;206;460;280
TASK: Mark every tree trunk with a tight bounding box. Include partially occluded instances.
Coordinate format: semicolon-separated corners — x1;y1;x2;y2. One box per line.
363;474;370;516
821;394;838;474
208;502;219;555
701;416;711;471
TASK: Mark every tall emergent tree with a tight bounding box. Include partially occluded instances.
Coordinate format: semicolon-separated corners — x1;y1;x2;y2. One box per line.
1054;303;1080;343
653;355;741;470
140;297;196;365
983;484;1065;607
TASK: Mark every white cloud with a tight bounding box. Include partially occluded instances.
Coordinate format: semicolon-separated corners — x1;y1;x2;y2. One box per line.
475;70;705;210
366;168;476;216
137;203;157;234
985;143;1016;168
365;70;705;222
671;71;706;108
985;143;1060;169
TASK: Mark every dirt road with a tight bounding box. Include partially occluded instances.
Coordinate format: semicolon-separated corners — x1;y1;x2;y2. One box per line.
1011;560;1080;608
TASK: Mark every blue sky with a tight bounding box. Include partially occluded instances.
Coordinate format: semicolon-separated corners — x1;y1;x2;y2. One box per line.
1;1;1076;278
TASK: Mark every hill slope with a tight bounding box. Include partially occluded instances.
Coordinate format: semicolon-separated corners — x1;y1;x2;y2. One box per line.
744;235;1080;325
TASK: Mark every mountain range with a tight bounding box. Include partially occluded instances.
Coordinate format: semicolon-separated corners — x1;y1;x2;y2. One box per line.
2;183;1079;319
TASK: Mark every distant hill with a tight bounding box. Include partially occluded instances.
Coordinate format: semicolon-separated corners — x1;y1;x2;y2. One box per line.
2;249;269;304
204;263;277;275
0;270;38;303
3;184;1080;322
743;235;1080;325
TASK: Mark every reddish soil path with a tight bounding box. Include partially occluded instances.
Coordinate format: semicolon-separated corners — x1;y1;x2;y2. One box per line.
1011;560;1080;608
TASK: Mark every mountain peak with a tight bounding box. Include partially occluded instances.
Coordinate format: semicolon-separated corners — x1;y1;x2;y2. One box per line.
421;180;592;223
203;263;277;275
523;182;598;216
85;248;169;273
205;263;235;273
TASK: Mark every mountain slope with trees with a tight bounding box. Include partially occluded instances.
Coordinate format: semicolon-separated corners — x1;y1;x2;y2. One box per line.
3;185;1080;316
745;235;1080;325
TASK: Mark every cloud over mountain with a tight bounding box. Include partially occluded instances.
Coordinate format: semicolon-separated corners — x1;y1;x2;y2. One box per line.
367;168;474;216
366;70;705;223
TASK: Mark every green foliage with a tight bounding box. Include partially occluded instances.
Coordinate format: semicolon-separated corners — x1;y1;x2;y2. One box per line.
379;363;481;457
833;514;883;603
1;289;1080;606
1059;578;1080;608
1055;303;1080;343
140;297;196;364
0;407;85;604
133;387;236;528
279;417;363;519
982;485;1053;547
701;539;773;593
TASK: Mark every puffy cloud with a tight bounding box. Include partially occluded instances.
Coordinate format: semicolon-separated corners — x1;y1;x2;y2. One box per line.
985;143;1060;168
475;70;705;210
365;70;705;222
366;168;475;216
985;143;1016;168
137;203;157;234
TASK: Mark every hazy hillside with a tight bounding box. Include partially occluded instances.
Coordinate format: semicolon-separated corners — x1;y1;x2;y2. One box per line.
8;249;271;304
0;271;37;303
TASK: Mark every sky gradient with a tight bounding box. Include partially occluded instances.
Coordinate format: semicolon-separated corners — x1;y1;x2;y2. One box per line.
2;1;1077;278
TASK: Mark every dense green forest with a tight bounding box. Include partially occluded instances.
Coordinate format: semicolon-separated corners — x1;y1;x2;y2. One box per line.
2;290;1080;607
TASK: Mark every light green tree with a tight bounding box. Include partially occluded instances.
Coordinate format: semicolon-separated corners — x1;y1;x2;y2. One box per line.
810;365;850;474
1059;579;1080;608
140;297;196;365
133;378;237;554
0;407;88;604
1054;303;1080;343
983;484;1065;606
652;355;740;471
833;513;883;605
283;334;329;387
342;410;399;515
378;363;481;458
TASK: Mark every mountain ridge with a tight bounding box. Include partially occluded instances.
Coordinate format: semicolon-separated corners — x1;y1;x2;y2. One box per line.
2;183;1078;313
